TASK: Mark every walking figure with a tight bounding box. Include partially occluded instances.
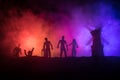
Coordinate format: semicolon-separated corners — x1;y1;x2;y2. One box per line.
43;38;53;58
13;44;22;57
57;36;68;57
69;39;78;57
24;48;34;57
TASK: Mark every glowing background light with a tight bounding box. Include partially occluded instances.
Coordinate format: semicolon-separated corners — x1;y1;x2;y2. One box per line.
1;1;120;57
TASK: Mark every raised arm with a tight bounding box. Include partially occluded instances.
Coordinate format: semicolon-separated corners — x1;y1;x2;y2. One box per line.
24;49;27;56
31;48;34;53
30;48;34;56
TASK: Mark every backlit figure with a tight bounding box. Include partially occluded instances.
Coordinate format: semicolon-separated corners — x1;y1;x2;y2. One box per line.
43;38;53;58
24;48;34;57
69;39;78;57
13;44;22;57
57;36;68;57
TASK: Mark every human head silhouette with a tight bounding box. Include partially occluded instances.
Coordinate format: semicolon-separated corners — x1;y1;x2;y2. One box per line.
45;37;48;41
73;39;76;42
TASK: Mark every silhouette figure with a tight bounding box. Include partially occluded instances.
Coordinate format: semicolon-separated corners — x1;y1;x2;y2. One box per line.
42;38;53;58
13;44;22;57
69;39;78;57
86;26;105;58
57;36;68;57
24;48;34;57
90;28;104;57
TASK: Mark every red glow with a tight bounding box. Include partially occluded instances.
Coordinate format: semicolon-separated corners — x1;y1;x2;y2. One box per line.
24;36;37;49
18;29;45;57
6;10;90;57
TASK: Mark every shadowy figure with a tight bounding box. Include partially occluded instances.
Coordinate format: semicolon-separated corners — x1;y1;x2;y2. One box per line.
13;44;22;57
42;38;53;58
86;26;105;58
90;28;104;57
69;39;78;57
24;48;34;57
57;36;68;57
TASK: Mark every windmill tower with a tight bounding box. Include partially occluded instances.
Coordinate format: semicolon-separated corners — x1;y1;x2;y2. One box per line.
86;25;104;58
90;27;104;57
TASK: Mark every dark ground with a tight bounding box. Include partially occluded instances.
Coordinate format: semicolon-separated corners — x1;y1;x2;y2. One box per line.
0;56;120;79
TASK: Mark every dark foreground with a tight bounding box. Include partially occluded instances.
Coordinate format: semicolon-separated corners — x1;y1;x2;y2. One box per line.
0;56;120;79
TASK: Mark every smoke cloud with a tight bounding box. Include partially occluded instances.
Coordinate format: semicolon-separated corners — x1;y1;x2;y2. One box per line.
1;0;120;57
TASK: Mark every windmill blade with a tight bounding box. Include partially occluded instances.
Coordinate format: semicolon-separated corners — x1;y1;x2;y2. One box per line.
85;25;95;31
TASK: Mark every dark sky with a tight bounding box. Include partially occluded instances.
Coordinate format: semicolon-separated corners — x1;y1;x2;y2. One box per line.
0;0;120;15
0;0;117;12
0;0;119;16
0;0;120;20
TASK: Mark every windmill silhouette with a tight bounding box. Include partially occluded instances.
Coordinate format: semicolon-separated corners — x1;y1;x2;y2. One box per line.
86;25;108;58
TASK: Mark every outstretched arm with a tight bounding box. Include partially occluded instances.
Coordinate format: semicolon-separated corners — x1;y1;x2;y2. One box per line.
68;43;72;46
66;41;68;51
50;42;53;50
57;40;60;48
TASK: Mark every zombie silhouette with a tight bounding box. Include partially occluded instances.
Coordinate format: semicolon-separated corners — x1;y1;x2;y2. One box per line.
69;39;78;57
13;44;22;57
57;36;68;57
24;48;34;57
42;38;53;58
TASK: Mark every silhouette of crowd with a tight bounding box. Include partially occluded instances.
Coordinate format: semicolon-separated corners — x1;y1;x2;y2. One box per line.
13;26;106;58
13;36;79;58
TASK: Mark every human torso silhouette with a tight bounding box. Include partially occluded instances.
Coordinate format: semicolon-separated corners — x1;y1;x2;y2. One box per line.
59;39;67;50
57;36;67;57
72;41;77;49
43;38;53;58
13;46;21;57
69;39;78;57
14;47;21;53
44;41;51;50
